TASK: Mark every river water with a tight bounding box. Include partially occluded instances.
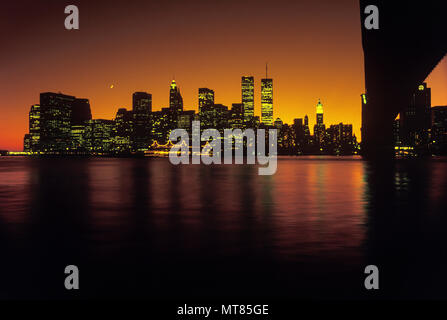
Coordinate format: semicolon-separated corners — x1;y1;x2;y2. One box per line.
0;156;446;299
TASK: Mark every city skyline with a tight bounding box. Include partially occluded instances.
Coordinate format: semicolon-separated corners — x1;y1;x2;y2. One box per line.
21;76;363;156
1;0;447;151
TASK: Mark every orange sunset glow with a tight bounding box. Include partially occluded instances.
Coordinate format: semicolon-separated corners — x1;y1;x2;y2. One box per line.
1;0;446;151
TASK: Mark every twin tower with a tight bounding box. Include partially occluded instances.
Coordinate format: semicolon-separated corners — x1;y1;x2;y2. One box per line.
242;73;273;126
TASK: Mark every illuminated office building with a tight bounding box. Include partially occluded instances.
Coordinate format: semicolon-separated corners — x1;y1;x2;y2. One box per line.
200;104;228;129
242;76;254;124
84;119;115;153
39;92;76;153
132;92;152;151
313;99;326;148
178;110;196;132
228;103;244;129
198;88;214;113
114;108;133;153
151;108;177;144
28;104;41;151
169;80;183;113
70;125;85;152
23;134;31;152
261;78;273;126
326;123;354;155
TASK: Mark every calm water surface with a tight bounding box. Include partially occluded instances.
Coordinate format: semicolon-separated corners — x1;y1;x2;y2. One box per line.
0;156;446;299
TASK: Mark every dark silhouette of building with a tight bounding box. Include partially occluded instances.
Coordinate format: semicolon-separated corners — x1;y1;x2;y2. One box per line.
114;108;133;153
169;80;183;113
71;98;92;126
274;118;283;129
399;83;431;153
431;106;447;155
293;118;306;154
228;103;244;129
132;92;152;151
200;104;228;131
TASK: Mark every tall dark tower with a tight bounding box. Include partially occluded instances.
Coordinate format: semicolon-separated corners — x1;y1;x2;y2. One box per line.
242;76;254;124
313;99;325;148
132;92;152;151
304;114;310;138
400;83;431;149
169;80;183;113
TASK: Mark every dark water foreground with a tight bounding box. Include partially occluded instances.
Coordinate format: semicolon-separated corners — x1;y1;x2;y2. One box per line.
0;156;446;300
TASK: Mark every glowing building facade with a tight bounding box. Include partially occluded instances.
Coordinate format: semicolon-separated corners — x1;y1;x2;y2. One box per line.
198;88;214;113
261;78;273;126
313;99;326;148
39;92;76;153
28;104;41;151
241;76;254;124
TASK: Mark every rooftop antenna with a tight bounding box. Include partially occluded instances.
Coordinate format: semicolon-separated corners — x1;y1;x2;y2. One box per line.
265;62;268;78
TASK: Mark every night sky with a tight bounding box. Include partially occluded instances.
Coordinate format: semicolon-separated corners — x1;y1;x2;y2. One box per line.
1;0;446;150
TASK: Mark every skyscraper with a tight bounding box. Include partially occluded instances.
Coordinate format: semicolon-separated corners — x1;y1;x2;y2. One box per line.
132;92;152;151
28;104;40;151
198;88;214;113
39;92;76;152
169;80;183;113
304;115;310;138
114;108;133;153
84;119;115;153
70;98;92;152
431;106;447;155
316;99;324;125
261;78;273;126
400;83;431;149
241;76;254;124
313;99;326;149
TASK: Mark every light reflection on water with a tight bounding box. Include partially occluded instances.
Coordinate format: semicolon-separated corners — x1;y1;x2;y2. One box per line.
0;156;446;299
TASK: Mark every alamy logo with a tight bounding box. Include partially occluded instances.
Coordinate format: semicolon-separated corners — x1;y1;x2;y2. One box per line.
364;265;379;290
64;5;79;30
64;265;79;290
364;5;379;30
169;121;278;175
